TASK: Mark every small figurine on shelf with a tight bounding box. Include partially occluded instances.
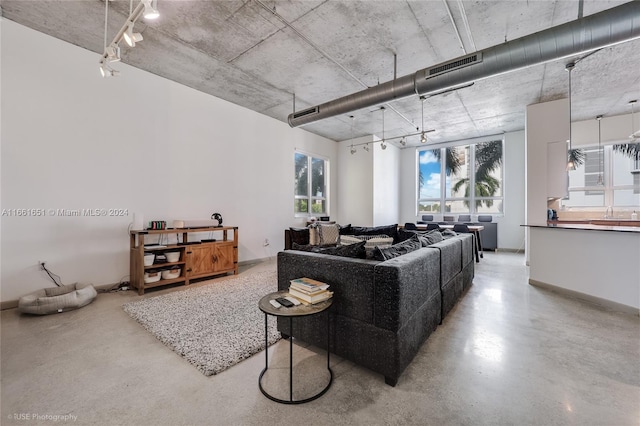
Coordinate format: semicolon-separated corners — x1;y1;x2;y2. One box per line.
211;212;223;227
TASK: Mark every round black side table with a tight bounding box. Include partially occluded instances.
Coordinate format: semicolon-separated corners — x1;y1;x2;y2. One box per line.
258;291;333;404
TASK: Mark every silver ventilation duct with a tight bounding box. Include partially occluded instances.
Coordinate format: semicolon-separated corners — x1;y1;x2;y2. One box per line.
288;1;640;128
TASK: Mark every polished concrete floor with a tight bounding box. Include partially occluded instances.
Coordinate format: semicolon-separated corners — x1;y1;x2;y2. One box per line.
2;252;638;425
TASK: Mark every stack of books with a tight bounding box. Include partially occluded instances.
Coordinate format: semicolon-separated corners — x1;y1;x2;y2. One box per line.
288;277;333;305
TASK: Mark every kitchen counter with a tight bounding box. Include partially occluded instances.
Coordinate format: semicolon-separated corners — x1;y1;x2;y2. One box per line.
526;225;640;314
530;222;640;233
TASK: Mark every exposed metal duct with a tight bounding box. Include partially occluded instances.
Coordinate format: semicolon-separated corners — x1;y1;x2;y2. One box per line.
288;1;640;128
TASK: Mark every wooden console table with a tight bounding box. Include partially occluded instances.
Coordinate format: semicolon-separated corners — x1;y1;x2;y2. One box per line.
129;226;238;295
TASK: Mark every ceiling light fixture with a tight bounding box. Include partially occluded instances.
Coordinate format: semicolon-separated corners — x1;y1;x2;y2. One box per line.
143;0;160;20
99;60;120;78
565;62;576;171
420;96;427;144
363;144;370;152
400;137;406;147
596;115;604;186
350;145;356;155
629;100;639;142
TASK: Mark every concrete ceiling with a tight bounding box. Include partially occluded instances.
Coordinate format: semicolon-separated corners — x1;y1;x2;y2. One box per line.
3;0;640;147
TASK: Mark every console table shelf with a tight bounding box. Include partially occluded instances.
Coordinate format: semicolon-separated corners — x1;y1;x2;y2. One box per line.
130;226;238;295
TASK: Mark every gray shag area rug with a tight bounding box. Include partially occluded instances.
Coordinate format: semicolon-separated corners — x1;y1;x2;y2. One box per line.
123;270;280;376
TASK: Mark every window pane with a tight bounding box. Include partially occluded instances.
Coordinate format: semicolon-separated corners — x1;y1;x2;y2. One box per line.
295;153;308;196
444;200;469;213
476;199;503;214
419;150;441;199
563;190;605;207
311;158;325;197
612;146;637;186
446;146;470;199
294;198;308;214
475;140;503;199
310;199;326;214
418;201;440;213
613;189;640;206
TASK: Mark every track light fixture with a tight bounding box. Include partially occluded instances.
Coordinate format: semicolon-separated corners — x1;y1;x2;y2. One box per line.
350;145;356;155
363;144;370;152
400;137;406;146
105;44;121;62
380;106;386;150
566;62;576;171
381;140;387;150
124;21;144;47
143;0;160;20
99;0;160;77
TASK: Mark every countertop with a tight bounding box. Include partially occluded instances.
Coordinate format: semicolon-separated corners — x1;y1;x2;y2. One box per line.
524;222;640;233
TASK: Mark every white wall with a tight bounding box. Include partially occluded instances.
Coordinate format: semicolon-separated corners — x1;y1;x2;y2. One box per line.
373;142;400;226
0;20;338;302
337;136;374;226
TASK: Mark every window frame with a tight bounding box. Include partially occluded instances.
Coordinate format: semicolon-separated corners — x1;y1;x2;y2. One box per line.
294;150;329;218
417;137;505;216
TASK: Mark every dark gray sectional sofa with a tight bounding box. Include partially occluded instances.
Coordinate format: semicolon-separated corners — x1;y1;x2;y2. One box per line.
277;233;474;386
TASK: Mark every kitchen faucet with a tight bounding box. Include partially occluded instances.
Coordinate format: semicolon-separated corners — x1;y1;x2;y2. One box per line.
605;206;613;219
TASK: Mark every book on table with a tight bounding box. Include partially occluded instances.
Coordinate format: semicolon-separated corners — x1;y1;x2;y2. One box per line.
288;287;333;305
289;277;330;293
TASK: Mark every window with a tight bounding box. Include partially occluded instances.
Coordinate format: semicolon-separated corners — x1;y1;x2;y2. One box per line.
294;151;328;216
562;144;640;208
418;139;503;215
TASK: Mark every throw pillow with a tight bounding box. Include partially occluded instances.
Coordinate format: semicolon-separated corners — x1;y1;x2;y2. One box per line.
338;224;352;235
308;223;320;245
338;235;361;246
289;227;310;246
372;234;422;261
318;223;340;245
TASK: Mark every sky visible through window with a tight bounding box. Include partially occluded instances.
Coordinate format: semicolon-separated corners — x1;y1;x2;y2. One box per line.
419;150;442;199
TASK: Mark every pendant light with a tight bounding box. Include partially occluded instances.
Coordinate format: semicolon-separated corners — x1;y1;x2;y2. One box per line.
349;115;356;154
380;107;387;150
420;96;427;144
596;115;603;186
566;62;576;171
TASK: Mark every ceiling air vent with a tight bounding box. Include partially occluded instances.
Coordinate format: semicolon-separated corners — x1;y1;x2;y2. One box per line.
426;53;483;79
292;107;319;119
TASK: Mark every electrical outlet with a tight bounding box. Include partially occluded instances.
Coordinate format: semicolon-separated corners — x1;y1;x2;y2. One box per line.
263;239;270;247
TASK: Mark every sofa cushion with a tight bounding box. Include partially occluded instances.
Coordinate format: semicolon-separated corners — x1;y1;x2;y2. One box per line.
340;234;394;259
318;223;340;245
289;227;310;246
372;234;422;261
292;241;366;259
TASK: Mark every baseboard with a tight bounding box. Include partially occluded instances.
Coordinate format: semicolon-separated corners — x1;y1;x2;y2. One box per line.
495;248;523;253
1;258;277;311
529;279;639;317
1;300;19;310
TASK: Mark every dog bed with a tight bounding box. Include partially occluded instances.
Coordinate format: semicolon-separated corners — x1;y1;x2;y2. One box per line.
18;283;97;315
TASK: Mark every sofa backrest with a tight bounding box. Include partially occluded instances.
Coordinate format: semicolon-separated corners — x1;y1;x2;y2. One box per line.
277;250;379;324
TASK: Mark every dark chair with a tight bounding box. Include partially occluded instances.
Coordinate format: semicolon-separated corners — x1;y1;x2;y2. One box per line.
478;215;493;222
457;214;471;222
443;215;455;222
452;224;470;233
404;222;418;230
426;223;440;231
421;215;434;222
